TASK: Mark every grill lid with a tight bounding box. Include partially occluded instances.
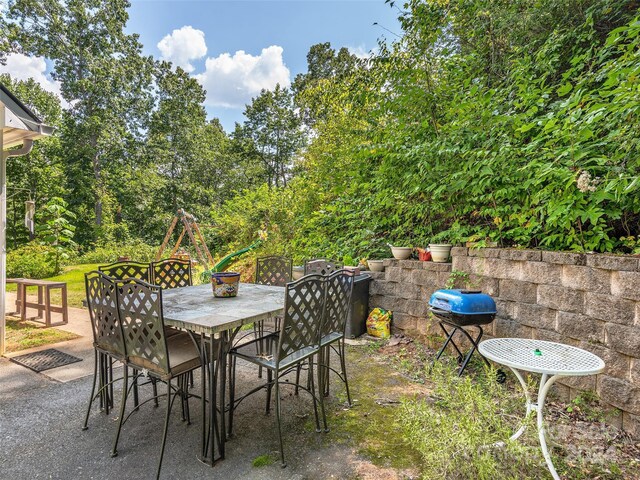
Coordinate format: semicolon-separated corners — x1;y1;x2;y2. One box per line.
429;289;496;315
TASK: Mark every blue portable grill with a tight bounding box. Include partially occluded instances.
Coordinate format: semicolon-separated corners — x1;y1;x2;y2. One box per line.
429;289;497;377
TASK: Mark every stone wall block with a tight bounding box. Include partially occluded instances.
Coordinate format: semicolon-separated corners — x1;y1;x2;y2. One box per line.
537;285;584;313
583;343;631;379
597;375;640;415
395;283;423;300
369;295;402;313
468;247;501;258
411;269;439;287
558;375;597;392
383;258;395;267
605;323;640;358
518;261;562;286
499;249;542;262
469;275;499;296
422;262;453;272
562;265;611;294
495;299;516;320
404;299;429;318
385;266;405;283
611;271;640;301
631;358;640;384
398;260;423;270
585;293;635;325
512;303;556;330
493;317;533;339
533;329;569;345
498;279;537;304
483;258;521;279
451;255;470;273
586;255;638;272
369;280;396;297
542;251;587;266
451;246;468;257
556;312;604;343
367;272;386;281
392;312;418;332
622;412;640;439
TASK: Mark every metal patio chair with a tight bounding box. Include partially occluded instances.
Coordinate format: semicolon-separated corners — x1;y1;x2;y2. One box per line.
294;269;354;404
82;271;130;427
318;269;355;404
98;260;151;281
111;278;202;480
228;274;327;468
150;258;192;289
251;255;292;335
303;258;343;276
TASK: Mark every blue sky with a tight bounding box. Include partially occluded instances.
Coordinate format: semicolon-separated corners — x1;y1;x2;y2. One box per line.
127;0;400;130
1;1;400;132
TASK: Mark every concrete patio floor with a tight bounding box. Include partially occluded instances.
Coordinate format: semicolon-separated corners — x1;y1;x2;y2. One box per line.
0;299;367;480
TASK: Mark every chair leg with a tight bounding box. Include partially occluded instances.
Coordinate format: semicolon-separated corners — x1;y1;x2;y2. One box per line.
266;369;273;414
156;381;173;480
111;366;129;458
82;349;99;430
294;364;302;396
274;379;286;468
133;369;140;411
229;355;237;436
313;357;328;433
108;359;114;410
339;340;352;406
152;377;159;408
308;357;321;433
256;321;263;379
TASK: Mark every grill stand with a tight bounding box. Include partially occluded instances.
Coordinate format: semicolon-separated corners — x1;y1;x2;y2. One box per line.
430;320;491;377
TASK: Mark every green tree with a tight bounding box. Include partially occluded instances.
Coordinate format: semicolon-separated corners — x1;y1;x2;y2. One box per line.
36;197;77;273
4;0;155;245
235;85;305;188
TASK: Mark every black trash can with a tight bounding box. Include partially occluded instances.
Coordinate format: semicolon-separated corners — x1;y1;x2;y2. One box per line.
345;273;372;338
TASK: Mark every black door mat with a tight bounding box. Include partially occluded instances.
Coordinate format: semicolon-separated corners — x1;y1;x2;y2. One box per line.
10;348;82;373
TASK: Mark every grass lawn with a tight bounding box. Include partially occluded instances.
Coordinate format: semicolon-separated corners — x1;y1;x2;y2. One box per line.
5;317;80;353
6;263;99;309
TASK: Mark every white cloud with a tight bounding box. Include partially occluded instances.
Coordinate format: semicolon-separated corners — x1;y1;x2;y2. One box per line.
195;45;290;109
157;26;207;73
348;45;372;59
0;53;62;98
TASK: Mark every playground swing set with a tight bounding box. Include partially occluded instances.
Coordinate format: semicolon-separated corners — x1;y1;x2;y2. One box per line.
156;209;265;273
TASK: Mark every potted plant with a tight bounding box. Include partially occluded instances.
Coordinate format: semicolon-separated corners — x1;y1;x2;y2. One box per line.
389;245;413;260
367;259;385;272
428;243;452;263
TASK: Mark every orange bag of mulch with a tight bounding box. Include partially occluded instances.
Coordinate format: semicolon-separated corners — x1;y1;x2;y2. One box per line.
366;308;392;338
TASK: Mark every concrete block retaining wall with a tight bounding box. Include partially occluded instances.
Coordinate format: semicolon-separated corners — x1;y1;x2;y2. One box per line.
368;248;640;436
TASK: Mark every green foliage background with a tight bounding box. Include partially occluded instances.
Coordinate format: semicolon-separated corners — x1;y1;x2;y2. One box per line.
2;0;640;265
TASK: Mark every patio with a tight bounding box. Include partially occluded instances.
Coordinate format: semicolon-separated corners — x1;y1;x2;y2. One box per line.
1;296;638;480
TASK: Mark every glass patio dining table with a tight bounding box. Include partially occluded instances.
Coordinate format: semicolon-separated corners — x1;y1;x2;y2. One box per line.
162;282;285;465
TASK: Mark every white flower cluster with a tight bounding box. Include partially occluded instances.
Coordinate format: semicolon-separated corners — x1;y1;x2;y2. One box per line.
576;170;599;193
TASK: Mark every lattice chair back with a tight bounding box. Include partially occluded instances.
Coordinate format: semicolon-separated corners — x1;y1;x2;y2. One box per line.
321;269;355;339
276;274;326;364
85;271;125;358
116;278;170;377
255;256;293;287
151;258;192;289
98;261;150;282
303;258;343;276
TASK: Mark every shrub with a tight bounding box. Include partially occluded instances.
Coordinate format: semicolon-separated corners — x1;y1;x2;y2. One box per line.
7;243;60;278
399;362;543;479
76;240;158;264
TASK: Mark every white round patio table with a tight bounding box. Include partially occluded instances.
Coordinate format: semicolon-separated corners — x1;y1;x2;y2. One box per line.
478;338;605;480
